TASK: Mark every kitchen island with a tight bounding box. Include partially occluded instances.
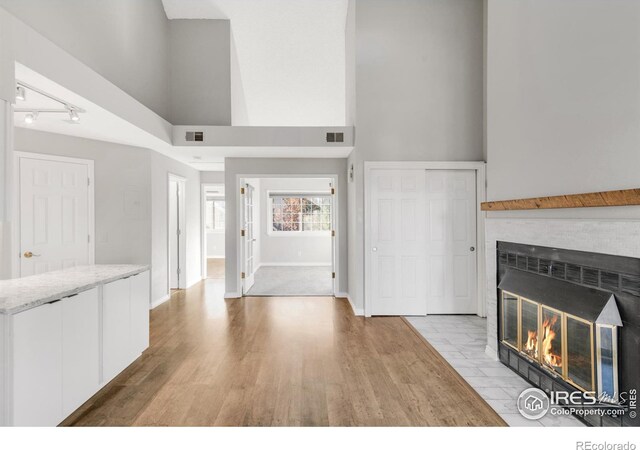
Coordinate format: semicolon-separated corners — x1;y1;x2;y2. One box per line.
0;265;151;426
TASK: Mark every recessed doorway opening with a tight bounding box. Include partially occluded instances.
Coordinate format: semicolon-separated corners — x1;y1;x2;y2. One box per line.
168;174;186;290
238;177;336;297
201;183;225;280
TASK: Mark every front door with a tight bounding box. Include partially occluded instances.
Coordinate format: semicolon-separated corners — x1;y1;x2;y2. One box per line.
243;183;256;292
20;156;91;276
370;169;427;315
425;170;477;314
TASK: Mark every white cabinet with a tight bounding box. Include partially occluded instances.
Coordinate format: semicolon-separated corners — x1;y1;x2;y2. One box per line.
62;289;100;417
130;271;150;358
12;300;63;426
2;269;149;426
102;277;132;383
102;271;150;384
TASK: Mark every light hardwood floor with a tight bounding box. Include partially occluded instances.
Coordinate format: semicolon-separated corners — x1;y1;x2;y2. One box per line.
206;258;225;279
62;280;505;426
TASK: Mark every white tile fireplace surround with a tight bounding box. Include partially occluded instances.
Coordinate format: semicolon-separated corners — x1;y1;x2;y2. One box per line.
484;217;640;357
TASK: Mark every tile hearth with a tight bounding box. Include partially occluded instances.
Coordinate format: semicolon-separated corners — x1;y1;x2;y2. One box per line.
405;315;583;427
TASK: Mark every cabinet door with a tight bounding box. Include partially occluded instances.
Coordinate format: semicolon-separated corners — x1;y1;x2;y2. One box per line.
62;288;100;418
130;271;150;358
12;301;63;426
102;278;131;383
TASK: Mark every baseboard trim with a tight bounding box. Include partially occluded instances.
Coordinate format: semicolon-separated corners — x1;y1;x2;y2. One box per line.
151;294;171;310
225;292;241;299
485;345;498;361
258;262;332;267
207;255;225;259
335;292;364;316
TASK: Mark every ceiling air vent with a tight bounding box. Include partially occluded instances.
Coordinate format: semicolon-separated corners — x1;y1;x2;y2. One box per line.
186;131;204;142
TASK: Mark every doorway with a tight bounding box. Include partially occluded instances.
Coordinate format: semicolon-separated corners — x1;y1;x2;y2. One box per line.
168;174;186;290
201;183;225;280
239;177;337;297
15;152;95;276
365;162;486;317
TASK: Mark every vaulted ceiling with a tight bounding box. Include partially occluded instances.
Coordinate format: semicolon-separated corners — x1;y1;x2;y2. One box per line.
161;0;349;126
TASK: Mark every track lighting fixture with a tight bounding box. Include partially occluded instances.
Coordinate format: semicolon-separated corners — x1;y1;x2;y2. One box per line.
16;86;26;101
14;81;86;125
24;112;38;124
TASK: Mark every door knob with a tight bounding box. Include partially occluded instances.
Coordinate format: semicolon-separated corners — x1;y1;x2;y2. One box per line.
23;251;41;258
372;247;378;252
470;246;476;252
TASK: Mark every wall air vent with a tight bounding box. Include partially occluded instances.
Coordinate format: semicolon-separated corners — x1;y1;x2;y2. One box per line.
326;132;344;143
186;131;204;142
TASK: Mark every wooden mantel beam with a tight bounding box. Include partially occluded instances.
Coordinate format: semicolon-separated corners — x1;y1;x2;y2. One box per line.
481;188;640;211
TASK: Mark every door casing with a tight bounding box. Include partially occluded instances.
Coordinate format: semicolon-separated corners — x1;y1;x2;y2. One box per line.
167;173;186;290
235;174;340;298
364;161;486;318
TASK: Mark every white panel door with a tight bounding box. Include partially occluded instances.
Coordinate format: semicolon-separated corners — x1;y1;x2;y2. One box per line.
130;271;150;358
102;278;131;383
62;288;100;417
20;157;90;276
12;301;63;426
243;183;256;291
425;170;477;314
370;169;427;316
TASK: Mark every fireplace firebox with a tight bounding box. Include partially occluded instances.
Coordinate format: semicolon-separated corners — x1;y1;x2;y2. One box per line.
496;242;639;427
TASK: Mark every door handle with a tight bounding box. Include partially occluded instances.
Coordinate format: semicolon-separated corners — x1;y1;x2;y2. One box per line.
23;251;41;258
372;247;378;252
470;246;476;252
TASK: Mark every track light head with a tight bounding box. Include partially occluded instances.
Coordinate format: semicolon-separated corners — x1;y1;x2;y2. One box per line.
24;112;38;124
69;110;80;122
16;86;26;101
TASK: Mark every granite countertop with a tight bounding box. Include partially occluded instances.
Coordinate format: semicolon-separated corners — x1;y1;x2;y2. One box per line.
0;264;150;315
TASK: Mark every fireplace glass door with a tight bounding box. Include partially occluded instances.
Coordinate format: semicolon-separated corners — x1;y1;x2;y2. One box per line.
566;315;594;391
502;292;518;349
597;325;618;401
541;307;563;375
520;298;539;359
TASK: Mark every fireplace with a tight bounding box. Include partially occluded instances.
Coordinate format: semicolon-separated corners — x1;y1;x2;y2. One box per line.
496;242;639;427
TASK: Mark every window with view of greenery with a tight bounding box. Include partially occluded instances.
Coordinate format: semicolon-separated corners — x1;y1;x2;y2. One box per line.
270;195;331;233
206;198;225;231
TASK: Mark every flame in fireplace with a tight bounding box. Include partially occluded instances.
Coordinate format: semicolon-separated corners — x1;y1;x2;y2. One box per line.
542;316;562;368
525;330;538;358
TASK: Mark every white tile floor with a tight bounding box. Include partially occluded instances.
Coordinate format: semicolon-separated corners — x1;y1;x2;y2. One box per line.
405;315;584;427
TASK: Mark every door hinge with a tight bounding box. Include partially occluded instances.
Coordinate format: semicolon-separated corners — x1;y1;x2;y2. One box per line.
331;187;335;195
241;229;245;237
177;229;182;236
87;177;91;187
177;268;181;275
241;272;245;279
331;230;335;237
240;187;245;195
332;272;336;279
87;234;91;243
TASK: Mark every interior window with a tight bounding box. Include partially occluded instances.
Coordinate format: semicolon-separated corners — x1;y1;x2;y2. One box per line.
270;195;331;233
206;198;225;231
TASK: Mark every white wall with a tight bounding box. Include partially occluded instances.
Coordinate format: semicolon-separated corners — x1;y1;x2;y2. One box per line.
348;0;485;311
150;152;201;304
0;101;10;280
207;230;224;258
13;129;152;266
201;171;225;184
169;19;231;125
0;0;171;120
486;0;640;220
258;178;333;266
224;158;348;296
